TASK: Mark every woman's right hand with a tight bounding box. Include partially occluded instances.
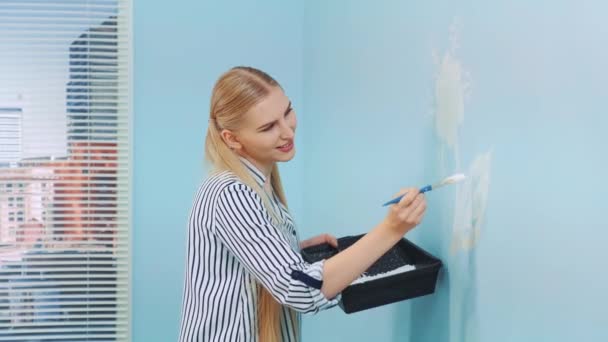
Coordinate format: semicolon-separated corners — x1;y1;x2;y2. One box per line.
383;187;427;236
321;187;427;299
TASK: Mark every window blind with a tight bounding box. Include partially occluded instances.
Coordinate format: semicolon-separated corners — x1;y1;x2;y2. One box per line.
0;1;131;341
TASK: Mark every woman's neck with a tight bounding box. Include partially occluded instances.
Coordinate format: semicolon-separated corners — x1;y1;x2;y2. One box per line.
239;154;272;182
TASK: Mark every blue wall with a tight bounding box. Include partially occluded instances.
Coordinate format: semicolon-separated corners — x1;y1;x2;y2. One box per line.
303;1;608;342
133;1;305;341
135;1;608;341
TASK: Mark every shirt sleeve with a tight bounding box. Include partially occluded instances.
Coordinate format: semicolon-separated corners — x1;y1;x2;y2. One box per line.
211;182;340;314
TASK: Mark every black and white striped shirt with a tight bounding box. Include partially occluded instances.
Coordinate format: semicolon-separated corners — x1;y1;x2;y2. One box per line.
179;158;340;342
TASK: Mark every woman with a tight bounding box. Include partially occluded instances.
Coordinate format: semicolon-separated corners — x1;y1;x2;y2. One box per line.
178;66;426;342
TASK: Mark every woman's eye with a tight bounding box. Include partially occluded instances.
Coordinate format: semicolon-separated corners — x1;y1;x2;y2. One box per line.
263;124;274;132
285;108;293;117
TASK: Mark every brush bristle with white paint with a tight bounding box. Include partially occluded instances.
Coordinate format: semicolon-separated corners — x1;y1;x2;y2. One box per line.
431;173;466;190
382;173;467;206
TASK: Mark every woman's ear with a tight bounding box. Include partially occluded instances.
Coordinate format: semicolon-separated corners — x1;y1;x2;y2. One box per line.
220;129;243;151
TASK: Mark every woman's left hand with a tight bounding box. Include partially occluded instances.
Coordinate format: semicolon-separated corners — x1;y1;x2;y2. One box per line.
299;233;338;250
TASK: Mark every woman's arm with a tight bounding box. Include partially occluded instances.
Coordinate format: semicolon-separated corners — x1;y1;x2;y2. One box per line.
213;182;425;311
213;183;341;314
321;188;426;299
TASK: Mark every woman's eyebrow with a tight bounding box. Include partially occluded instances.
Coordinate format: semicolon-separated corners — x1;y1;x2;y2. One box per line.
256;101;292;131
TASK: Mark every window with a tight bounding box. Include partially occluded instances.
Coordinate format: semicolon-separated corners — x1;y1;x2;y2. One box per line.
0;1;132;341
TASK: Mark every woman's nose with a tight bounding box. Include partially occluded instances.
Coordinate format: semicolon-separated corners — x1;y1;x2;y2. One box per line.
279;120;295;139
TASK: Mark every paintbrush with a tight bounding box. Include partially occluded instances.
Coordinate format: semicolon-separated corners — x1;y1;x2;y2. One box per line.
382;173;466;206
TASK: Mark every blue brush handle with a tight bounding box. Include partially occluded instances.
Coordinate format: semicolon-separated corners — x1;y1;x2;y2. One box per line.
382;185;432;206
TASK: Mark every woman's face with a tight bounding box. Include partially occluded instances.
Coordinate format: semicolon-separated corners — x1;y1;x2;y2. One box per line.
223;86;297;173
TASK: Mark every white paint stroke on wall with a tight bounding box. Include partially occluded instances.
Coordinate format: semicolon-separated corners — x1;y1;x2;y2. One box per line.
433;19;492;253
433;19;470;155
450;151;493;253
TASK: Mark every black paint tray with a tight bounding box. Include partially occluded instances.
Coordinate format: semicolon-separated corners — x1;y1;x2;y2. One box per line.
300;234;442;314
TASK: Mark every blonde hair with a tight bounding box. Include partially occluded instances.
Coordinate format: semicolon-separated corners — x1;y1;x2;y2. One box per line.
205;66;297;342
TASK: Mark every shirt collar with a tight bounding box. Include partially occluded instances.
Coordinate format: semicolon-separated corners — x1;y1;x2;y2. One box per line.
238;156;268;188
